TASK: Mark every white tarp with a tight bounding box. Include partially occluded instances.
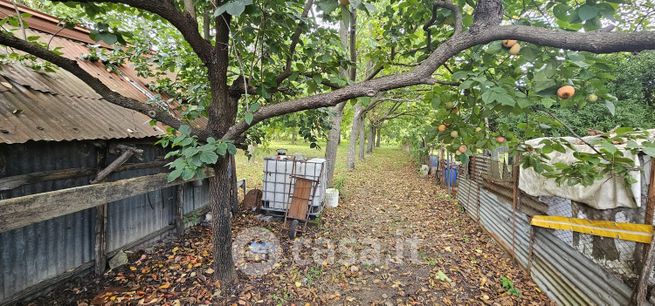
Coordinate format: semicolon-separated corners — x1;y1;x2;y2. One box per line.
519;130;655;210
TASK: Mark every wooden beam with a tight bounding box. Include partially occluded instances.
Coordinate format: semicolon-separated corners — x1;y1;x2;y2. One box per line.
0;160;168;192
0;170;214;233
90;146;143;184
0;168;96;191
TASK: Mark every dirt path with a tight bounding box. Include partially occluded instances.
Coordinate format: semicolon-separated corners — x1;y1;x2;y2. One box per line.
301;148;551;305
36;148;551;305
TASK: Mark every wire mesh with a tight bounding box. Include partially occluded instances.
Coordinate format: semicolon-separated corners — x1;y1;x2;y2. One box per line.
261;157;327;217
542;196;642;285
476;148;646;286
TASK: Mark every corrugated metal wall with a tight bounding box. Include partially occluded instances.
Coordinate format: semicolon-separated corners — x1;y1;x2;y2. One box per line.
0;140;210;304
456;157;637;306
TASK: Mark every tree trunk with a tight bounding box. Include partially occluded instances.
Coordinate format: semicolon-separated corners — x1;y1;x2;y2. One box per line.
210;156;237;284
229;155;239;214
347;104;362;169
376;127;381;147
324;5;352;185
291;131;297;144
345;8;359;170
206;13;237;286
325;102;346;186
367;126;374;153
358;116;365;160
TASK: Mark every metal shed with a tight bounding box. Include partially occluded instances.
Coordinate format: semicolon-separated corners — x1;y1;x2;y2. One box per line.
0;2;211;304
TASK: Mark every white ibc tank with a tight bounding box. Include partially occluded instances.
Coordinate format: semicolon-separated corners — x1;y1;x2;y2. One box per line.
261;157;327;216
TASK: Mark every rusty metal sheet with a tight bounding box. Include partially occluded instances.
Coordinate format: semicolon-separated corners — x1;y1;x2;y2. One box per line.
0;2;108;46
0;2;209;142
0;75;163;144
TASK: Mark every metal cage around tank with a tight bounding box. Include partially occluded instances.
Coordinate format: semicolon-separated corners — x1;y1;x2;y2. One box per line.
261;157;327;217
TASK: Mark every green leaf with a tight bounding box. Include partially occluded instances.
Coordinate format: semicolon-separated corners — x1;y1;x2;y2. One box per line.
496;92;515;106
214;0;253;17
167;168;183;182
317;0;339;14
605;100;616;115
583;17;602;31
541;97;555;108
179;125;191;135
227;143;237;155
245;113;254;125
199;151;219;164
182;167;195;181
91;32;118;45
642;143;655;158
452;70;469;80
578;4;599;22
430;96;441;108
216;142;228;156
553;4;571;21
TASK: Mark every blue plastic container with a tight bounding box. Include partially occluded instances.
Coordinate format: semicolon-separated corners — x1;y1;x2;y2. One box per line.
429;155;439;168
443;166;458;187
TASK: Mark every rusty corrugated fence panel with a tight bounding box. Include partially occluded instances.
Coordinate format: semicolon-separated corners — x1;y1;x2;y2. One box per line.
0;141;209;304
479;188;530;267
0;142;97;303
457;154;634;306
456;177;479;220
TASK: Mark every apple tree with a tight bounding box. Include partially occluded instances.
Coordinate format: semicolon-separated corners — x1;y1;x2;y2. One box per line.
2;0;655;287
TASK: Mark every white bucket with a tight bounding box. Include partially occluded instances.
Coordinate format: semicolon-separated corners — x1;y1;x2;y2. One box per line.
419;164;429;176
325;188;339;208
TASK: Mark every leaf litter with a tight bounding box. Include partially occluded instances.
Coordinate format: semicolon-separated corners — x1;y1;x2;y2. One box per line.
32;148;552;305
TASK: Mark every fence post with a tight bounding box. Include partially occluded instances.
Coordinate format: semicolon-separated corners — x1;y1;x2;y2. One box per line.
175;184;185;237
94;145;108;275
94;203;107;274
511;153;521;261
632;161;655;305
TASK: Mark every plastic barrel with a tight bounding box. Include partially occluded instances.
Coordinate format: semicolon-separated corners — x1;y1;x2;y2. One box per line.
443;166;458;187
429;155;439;167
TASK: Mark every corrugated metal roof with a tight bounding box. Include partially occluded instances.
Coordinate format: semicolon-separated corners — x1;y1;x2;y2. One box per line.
0;9;171;143
0;74;164;144
0;1;210;143
0;2;109;46
0;28;153;102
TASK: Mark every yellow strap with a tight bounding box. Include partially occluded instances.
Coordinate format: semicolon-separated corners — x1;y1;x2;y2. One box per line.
531;215;653;244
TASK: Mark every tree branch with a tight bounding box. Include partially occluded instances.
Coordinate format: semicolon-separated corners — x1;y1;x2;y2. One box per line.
273;0;314;86
435;0;463;35
423;0;463;51
492;25;655;53
0;31;208;138
224;21;655;140
55;0;212;63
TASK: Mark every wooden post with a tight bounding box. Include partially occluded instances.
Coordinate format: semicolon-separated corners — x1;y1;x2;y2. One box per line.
94;146;108;275
94;204;107;274
632;161;655;305
511;153;521;262
175;184;185;237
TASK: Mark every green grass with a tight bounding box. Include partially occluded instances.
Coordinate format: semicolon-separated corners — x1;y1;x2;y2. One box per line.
234;140;350;190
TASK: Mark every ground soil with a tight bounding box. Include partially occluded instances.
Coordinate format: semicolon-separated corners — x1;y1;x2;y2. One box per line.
30;148;552;305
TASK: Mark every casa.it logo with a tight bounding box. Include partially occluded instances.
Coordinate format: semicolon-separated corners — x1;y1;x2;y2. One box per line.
232;227;282;276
